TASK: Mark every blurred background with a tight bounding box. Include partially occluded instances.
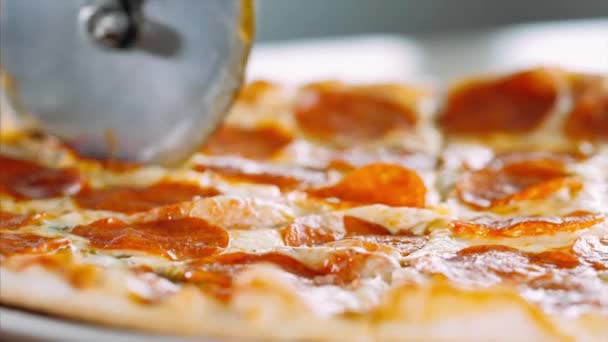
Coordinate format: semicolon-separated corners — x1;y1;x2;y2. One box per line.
255;0;608;41
247;0;607;84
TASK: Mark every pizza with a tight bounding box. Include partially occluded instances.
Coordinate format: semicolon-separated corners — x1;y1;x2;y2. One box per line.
0;67;607;341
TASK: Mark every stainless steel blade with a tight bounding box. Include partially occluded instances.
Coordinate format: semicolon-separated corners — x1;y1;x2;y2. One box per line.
0;0;253;165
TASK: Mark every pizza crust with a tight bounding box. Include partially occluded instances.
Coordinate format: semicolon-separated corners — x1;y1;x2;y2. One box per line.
1;264;376;341
5;264;606;341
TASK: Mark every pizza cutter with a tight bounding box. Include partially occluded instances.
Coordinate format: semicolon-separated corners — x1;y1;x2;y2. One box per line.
0;0;253;165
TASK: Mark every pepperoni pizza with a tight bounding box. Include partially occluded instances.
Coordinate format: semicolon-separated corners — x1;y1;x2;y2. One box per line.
1;67;607;341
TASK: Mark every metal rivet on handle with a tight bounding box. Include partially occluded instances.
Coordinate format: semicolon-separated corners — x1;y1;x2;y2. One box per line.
79;0;142;49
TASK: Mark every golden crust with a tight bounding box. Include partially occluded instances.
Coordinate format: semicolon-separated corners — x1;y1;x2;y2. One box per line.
4;265;607;341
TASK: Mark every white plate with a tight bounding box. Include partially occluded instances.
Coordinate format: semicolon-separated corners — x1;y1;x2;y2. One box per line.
2;18;607;342
0;307;199;342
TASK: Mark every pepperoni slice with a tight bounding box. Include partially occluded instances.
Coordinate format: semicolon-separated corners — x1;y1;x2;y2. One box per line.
528;250;581;269
319;249;379;286
328;150;437;173
343;218;426;256
0;232;69;256
326;159;357;173
179;252;322;301
0;155;85;200
572;235;608;270
456;153;581;209
61;144;142;172
194;165;301;190
71;217;229;260
281;215;392;247
417;247;601;313
202;125;293;160
294;86;416;145
440;68;560;134
564;74;608;141
182;249;379;301
281;215;418;251
237;80;277;104
280;221;339;247
74;182;220;214
343;215;392;235
327;235;427;257
450;212;604;238
309;163;426;207
444;245;584;295
446;245;589;303
445;245;580;281
195;252;322;279
89;159;142;173
0;211;45;230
